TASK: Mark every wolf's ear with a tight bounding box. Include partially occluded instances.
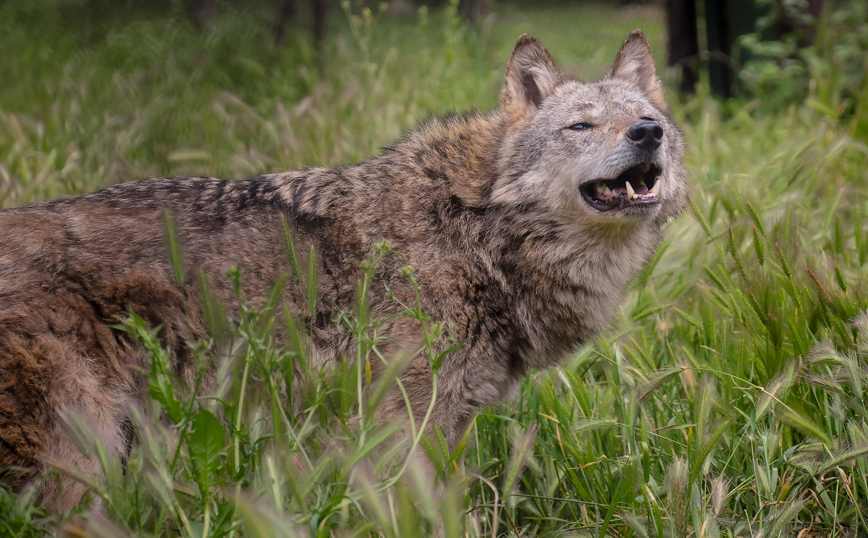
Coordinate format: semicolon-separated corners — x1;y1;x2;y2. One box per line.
501;34;564;119
609;29;667;112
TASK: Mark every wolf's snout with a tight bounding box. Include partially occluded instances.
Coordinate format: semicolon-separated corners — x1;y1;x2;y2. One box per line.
626;121;663;151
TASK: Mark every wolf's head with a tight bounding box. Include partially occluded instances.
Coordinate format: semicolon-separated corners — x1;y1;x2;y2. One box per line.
491;31;688;228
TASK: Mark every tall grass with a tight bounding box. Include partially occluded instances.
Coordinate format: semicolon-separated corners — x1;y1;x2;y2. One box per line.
2;1;868;536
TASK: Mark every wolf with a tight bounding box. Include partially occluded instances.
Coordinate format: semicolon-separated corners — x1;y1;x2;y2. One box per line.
0;30;687;508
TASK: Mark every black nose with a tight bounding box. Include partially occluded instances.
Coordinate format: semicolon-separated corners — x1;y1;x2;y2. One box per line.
626;120;663;151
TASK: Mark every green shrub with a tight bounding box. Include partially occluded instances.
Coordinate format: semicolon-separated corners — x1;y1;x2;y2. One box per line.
739;0;868;140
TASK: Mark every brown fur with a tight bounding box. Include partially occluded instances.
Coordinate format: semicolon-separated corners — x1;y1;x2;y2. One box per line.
0;31;688;507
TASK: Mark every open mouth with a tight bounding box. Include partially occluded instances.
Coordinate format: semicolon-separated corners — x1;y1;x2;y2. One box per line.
579;162;663;212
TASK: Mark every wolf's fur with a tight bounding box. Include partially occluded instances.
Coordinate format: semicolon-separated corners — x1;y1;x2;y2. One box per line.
0;31;687;507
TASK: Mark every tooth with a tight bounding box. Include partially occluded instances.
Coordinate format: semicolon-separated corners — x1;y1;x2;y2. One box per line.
603;185;614;196
649;180;661;196
625;181;635;199
596;181;606;193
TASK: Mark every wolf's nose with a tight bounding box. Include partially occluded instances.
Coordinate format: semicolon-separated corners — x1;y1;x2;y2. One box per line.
626;120;663;151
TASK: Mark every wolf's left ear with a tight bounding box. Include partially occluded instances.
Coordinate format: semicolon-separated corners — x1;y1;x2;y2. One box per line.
609;29;667;112
501;34;564;119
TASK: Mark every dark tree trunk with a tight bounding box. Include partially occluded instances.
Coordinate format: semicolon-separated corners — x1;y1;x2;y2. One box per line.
460;0;487;25
313;0;327;75
274;0;296;46
704;0;733;98
190;0;215;32
273;0;326;75
665;0;699;93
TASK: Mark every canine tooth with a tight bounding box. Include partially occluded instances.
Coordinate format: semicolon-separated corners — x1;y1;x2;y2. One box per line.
625;181;636;199
649;180;661;196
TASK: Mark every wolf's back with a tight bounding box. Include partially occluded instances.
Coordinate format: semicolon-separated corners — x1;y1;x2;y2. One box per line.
0;176;307;488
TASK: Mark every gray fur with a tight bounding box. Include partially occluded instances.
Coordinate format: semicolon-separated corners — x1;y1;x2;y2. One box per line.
0;31;688;508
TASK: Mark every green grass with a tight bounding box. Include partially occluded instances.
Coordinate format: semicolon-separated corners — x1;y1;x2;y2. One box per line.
2;1;868;536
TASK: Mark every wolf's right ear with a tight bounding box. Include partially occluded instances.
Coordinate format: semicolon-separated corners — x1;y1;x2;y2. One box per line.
501;34;564;120
609;29;667;112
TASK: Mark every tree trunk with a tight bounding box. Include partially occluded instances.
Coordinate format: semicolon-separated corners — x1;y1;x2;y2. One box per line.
665;0;699;93
274;0;296;46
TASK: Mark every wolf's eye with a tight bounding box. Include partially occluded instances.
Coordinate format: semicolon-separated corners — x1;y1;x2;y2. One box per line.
567;122;593;131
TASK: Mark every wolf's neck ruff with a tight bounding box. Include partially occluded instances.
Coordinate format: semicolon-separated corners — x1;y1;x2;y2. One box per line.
0;30;688;509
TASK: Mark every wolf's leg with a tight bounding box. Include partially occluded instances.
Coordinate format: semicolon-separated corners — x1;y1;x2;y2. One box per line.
39;349;133;511
38;400;130;511
0;328;131;510
5;337;132;510
375;348;515;456
39;424;104;511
